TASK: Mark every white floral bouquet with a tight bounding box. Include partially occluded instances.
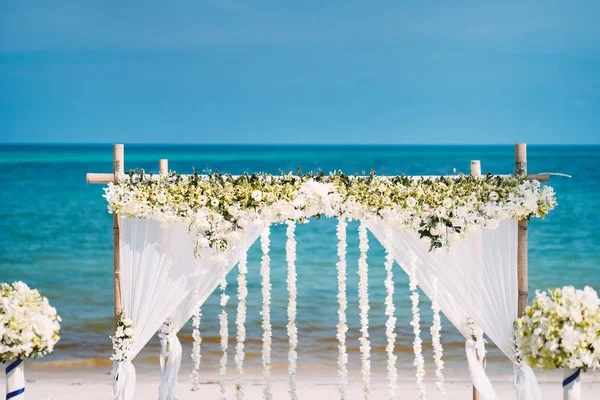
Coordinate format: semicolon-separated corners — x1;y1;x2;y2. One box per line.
110;311;134;362
0;281;61;363
514;286;600;371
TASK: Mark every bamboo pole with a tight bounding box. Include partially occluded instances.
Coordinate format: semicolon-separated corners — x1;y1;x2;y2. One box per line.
85;172;550;185
159;159;168;176
516;144;528;316
471;160;483;400
113;144;124;325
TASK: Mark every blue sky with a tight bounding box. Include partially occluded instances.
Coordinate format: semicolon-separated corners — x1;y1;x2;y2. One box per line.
1;1;599;144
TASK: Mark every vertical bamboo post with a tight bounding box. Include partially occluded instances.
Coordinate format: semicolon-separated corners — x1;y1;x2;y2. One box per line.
113;144;124;326
159;159;168;176
516;144;528;316
470;160;482;400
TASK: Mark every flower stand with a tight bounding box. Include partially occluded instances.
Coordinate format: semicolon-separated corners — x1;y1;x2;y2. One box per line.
563;368;581;400
5;359;25;399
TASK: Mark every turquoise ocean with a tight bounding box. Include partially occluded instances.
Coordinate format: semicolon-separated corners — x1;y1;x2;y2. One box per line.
1;144;599;374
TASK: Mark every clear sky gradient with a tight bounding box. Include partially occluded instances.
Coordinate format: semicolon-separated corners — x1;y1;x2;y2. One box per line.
1;1;599;144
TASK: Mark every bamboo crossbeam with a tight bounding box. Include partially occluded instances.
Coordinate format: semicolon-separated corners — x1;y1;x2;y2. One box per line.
86;172;551;184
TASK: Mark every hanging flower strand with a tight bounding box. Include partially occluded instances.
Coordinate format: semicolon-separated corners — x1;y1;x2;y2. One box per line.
190;306;202;391
219;261;230;400
409;253;426;399
286;221;299;400
357;222;371;398
383;231;398;399
336;218;349;399
235;251;249;399
430;275;445;394
260;226;273;400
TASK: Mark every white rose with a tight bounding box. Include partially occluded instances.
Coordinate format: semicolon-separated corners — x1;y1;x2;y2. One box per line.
156;193;167;205
252;190;263;202
228;205;239;217
406;196;417;208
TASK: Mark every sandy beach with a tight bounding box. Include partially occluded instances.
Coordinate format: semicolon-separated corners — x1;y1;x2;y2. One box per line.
6;363;600;399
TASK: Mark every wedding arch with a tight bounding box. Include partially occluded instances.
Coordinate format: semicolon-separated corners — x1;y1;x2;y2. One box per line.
86;144;555;400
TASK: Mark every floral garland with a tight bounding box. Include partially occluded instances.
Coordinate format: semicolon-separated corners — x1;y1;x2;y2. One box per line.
110;310;134;363
0;281;61;363
429;276;445;394
336;218;349;399
104;171;556;253
190;307;202;391
383;231;398;399
260;227;273;400
514;286;600;371
286;221;298;400
465;317;486;363
357;222;371;398
235;250;249;399
408;254;426;399
219;262;229;400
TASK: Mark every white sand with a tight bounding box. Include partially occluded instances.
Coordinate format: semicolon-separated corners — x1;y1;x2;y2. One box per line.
4;369;600;399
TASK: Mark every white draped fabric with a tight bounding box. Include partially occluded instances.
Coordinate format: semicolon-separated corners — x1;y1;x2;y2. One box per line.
367;219;542;400
157;222;264;400
113;218;264;400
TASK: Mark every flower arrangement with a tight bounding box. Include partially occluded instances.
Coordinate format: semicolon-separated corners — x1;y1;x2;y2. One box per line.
514;286;600;371
0;281;61;362
110;310;134;362
104;170;556;253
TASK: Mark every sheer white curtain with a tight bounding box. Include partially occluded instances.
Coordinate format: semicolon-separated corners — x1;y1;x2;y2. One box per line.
157;222;265;400
367;219;542;400
113;217;264;400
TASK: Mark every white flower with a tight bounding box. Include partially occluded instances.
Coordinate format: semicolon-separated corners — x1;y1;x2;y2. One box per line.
156;193;167;204
489;191;499;201
0;282;61;363
228;205;240;217
515;286;600;371
252;190;263;202
406;196;417;208
198;195;208;206
442;198;453;208
211;198;220;207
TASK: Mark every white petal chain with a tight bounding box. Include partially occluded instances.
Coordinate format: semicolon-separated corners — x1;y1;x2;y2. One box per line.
260;226;273;400
409;253;426;399
235;250;249;399
430;275;445;394
219;261;230;400
190;306;202;391
286;221;298;400
357;222;372;399
336;218;349;399
383;230;398;399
